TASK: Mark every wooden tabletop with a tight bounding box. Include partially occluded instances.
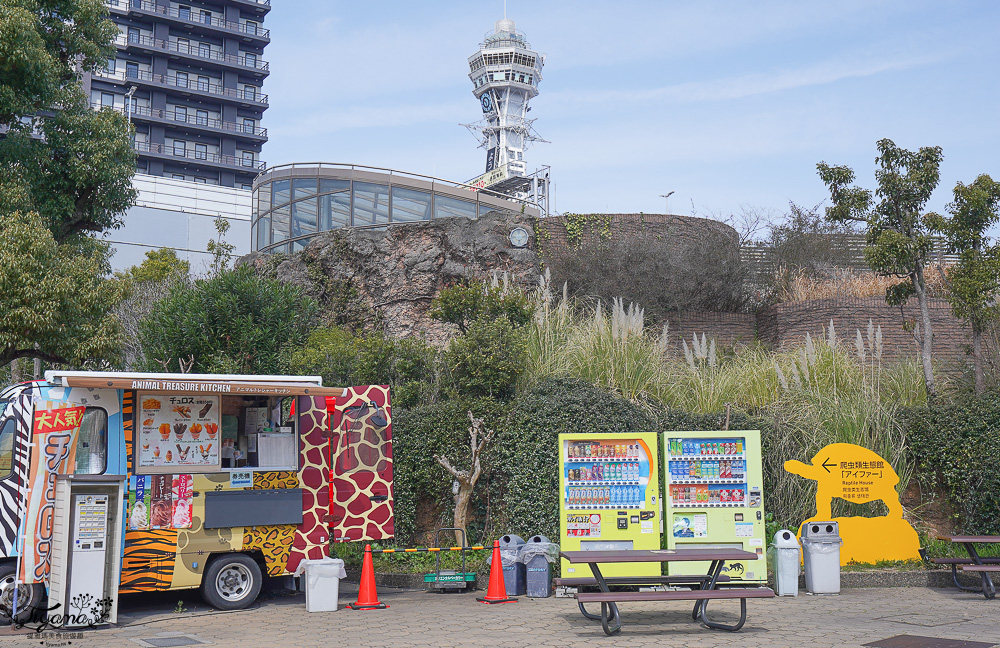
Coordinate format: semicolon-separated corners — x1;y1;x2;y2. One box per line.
560;548;759;564
936;535;1000;544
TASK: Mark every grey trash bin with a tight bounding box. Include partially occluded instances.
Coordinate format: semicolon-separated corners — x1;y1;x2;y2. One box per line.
769;529;801;597
801;521;842;594
498;534;526;596
520;535;559;598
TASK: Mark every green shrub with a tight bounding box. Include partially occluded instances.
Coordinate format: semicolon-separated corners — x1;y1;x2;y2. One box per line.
391;399;506;545
289;326;438;408
904;394;1000;535
430;279;533;333
444;317;526;399
139;265;317;374
493;378;658;540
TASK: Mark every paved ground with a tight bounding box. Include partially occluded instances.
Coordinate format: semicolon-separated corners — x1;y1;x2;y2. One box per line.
4;582;1000;648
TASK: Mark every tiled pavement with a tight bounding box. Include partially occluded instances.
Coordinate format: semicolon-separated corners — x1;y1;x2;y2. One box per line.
4;582;1000;648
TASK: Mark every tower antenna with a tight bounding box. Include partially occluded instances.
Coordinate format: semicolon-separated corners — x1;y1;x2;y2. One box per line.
461;17;551;216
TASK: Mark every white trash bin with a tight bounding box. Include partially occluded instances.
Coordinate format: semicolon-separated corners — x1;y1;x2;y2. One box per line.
800;522;842;595
769;529;801;597
295;557;347;612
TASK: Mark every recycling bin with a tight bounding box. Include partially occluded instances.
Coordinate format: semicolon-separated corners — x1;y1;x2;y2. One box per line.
520;535;559;598
498;534;526;596
769;529;801;597
800;521;842;594
295;557;348;612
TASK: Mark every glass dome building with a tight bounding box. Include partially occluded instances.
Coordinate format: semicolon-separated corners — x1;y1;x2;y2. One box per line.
252;163;539;253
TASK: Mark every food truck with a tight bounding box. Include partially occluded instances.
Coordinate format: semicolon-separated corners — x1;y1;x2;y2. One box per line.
0;371;393;626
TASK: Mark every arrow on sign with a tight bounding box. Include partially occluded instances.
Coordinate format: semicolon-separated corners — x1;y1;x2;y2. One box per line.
821;458;836;473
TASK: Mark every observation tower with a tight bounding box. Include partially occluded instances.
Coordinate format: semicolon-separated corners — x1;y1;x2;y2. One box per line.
463;18;550;215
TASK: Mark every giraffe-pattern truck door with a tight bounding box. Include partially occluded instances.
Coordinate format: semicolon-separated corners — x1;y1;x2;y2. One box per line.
327;386;394;543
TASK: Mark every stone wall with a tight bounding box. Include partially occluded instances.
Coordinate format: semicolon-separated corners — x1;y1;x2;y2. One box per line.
243;209;539;345
761;297;969;362
535;213;739;251
665;297;970;364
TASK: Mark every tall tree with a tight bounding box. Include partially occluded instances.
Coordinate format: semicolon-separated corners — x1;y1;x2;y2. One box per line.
0;0;136;367
817;139;943;397
927;175;1000;394
0;211;123;366
0;0;136;240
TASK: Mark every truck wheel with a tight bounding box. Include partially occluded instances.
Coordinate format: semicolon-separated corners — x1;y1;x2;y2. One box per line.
200;554;262;610
0;563;46;625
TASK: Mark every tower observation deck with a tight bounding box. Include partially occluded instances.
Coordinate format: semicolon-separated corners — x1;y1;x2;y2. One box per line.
463;18;550;216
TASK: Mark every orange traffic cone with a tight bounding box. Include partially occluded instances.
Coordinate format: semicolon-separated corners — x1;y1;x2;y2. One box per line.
477;540;517;604
349;544;388;610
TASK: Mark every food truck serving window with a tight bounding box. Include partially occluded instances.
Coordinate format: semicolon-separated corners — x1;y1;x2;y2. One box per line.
225;395;298;471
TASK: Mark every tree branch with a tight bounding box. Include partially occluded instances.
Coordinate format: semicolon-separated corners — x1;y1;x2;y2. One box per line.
0;348;70;366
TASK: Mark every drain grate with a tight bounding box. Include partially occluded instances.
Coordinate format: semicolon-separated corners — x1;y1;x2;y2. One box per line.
865;635;997;648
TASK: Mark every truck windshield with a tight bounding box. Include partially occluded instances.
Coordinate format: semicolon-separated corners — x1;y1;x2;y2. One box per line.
0;400;13;479
75;407;108;475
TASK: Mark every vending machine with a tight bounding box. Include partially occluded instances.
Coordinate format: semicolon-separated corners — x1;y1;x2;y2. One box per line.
663;430;767;583
558;432;661;578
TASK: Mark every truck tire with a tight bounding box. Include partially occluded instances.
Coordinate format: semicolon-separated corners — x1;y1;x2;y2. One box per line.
200;554;262;610
0;562;46;625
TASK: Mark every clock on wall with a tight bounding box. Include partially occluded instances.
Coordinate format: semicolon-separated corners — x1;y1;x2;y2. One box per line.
509;227;529;248
480;93;494;113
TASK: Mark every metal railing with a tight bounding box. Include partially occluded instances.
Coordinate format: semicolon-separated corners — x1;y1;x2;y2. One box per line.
94;67;268;105
116;33;269;72
133;140;266;170
91;103;267;137
257;162;540;210
112;0;271;38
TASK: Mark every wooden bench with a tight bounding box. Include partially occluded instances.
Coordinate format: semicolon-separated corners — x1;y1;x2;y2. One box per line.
554;574;730;589
931;557;1000;594
575;587;775;634
962;565;1000;572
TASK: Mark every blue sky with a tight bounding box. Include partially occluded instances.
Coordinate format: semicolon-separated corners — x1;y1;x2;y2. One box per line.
260;1;1000;231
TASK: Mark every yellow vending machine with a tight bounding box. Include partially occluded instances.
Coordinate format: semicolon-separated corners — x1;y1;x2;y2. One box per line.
558;432;661;578
663;430;767;583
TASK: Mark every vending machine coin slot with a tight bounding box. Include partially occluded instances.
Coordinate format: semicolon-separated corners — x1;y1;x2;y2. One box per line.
617;517;628;530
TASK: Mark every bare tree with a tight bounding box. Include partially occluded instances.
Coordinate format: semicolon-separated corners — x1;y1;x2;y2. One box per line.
434;411;493;544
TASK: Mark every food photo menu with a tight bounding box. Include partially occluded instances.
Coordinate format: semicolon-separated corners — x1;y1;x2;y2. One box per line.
138;394;220;471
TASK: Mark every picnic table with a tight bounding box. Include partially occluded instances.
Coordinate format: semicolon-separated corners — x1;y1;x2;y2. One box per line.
559;548;774;635
935;535;1000;600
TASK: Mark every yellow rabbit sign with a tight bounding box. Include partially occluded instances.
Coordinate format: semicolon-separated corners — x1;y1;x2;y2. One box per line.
784;443;920;565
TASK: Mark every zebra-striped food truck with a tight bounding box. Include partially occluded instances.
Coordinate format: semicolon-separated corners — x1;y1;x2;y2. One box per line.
0;371;394;626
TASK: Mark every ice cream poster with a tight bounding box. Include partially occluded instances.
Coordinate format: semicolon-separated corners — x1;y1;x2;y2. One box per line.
129;475;151;530
171;474;193;529
149;475;172;529
137;394;220;470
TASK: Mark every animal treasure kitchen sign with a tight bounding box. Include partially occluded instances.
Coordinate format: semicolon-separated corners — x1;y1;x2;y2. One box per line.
785;443;920;564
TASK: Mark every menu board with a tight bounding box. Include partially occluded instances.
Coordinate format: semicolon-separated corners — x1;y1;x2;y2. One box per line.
137;393;221;472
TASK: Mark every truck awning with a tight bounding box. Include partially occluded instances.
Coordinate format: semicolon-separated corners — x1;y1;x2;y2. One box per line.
50;373;344;397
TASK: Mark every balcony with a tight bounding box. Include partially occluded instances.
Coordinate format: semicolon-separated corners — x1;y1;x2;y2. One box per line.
115;33;269;76
93;68;268;107
111;0;270;42
91;103;267;140
134;140;266;171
